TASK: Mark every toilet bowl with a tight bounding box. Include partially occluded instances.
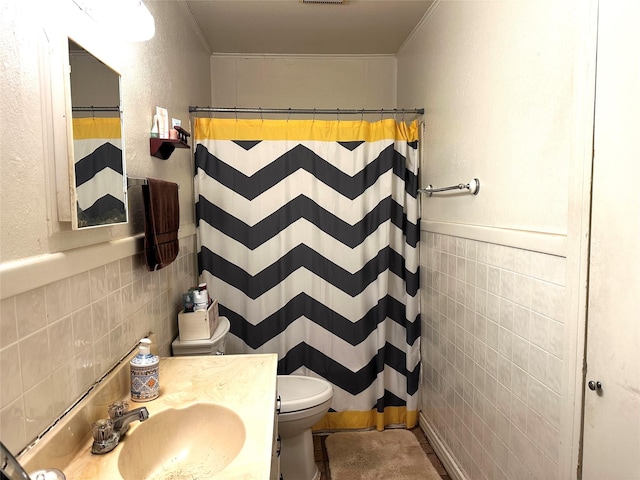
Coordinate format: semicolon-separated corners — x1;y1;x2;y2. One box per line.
171;316;230;356
277;375;333;480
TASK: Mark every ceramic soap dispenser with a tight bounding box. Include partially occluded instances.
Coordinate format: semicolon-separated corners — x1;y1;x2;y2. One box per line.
130;338;159;402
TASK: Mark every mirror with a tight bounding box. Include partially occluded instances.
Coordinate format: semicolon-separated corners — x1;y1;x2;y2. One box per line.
68;38;127;229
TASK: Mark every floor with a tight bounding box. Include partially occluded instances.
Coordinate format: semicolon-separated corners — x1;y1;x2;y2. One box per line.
313;426;451;480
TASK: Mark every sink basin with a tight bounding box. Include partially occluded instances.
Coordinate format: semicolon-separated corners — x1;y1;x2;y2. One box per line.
117;403;245;479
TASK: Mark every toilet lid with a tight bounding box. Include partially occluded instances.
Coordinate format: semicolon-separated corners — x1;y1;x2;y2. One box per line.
277;375;333;413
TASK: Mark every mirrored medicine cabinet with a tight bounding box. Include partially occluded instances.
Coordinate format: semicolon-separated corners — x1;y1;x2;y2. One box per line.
65;38;128;229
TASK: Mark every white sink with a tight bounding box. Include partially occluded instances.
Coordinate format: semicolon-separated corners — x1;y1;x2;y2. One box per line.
117;403;246;479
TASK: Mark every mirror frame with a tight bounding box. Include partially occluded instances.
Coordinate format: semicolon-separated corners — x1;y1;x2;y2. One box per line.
45;24;128;233
40;6;135;250
66;37;128;230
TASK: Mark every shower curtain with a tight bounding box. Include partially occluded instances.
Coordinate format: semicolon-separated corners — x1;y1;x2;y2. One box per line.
72;117;125;227
194;117;420;430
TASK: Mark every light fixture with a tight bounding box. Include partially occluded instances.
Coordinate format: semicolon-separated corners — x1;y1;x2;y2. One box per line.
82;0;155;42
121;0;155;42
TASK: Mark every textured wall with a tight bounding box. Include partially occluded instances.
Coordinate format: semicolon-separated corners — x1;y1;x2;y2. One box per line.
397;1;583;235
211;55;398;115
0;0;211;454
0;1;52;260
0;0;211;263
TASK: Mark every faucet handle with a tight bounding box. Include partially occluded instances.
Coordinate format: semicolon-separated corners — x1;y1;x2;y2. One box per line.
108;401;129;419
91;418;114;441
91;419;118;455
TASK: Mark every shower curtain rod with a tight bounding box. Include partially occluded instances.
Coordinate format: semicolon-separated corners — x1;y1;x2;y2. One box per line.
72;106;120;112
189;106;424;115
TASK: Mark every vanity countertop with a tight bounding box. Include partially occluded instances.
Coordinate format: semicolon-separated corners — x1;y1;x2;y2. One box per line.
20;353;279;479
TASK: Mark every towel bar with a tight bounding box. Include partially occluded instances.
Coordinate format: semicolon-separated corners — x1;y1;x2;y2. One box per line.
127;177;180;189
418;178;480;196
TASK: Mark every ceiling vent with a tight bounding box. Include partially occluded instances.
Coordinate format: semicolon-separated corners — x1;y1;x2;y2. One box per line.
301;0;344;4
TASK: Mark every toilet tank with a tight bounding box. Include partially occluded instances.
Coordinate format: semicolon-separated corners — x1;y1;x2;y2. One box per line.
172;317;230;356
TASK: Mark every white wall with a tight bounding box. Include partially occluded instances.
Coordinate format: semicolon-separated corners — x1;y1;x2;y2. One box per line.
399;1;588;239
211;55;398;115
398;1;596;479
0;0;211;454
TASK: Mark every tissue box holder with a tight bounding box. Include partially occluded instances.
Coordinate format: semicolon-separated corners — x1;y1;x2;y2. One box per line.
178;300;219;341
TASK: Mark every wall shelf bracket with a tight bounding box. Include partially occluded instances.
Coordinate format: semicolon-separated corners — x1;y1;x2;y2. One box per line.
150;127;191;159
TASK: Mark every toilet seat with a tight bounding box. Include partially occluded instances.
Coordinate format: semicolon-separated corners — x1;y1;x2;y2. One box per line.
277;375;333;413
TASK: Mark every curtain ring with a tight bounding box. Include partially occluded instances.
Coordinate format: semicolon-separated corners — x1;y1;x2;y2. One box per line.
394;108;397;122
360;108;364;122
287;107;291;122
336;108;340;122
380;108;384;121
313;108;316;122
259;107;263;122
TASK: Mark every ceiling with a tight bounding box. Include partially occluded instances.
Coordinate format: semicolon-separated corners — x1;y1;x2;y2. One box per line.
183;0;434;55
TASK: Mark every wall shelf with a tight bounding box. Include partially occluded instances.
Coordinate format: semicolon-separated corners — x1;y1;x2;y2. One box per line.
150;126;191;159
150;138;189;159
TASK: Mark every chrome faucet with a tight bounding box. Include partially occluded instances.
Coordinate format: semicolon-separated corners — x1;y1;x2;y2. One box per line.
91;401;149;455
109;401;150;437
0;441;30;480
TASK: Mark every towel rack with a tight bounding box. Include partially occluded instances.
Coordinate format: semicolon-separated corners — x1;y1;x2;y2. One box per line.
418;178;480;196
127;177;180;189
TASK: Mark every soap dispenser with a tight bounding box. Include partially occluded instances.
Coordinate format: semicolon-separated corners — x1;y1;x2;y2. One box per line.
130;338;159;402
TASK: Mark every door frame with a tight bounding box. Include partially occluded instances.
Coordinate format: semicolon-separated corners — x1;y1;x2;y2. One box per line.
564;0;599;477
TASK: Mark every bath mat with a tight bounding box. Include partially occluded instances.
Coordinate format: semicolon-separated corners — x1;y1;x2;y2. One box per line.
325;429;441;480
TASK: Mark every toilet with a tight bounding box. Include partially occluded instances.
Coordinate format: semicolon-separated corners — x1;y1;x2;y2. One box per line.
171;316;230;356
277;375;333;480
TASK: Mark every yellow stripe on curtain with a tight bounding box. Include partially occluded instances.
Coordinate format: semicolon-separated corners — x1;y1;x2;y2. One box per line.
194;117;419;143
312;408;418;432
73;117;122;140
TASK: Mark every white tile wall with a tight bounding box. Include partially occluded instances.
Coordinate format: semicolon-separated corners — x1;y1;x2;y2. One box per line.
0;237;197;454
421;232;566;480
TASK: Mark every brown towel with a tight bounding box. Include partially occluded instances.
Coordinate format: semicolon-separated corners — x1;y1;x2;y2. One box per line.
142;178;179;271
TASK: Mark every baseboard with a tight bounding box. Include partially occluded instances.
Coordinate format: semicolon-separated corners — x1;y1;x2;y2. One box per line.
419;412;467;480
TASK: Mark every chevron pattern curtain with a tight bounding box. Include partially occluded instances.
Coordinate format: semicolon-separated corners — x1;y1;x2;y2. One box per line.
72;117;125;227
194;117;420;430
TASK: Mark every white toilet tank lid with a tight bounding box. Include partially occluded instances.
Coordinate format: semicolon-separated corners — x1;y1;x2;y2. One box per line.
277;375;333;413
